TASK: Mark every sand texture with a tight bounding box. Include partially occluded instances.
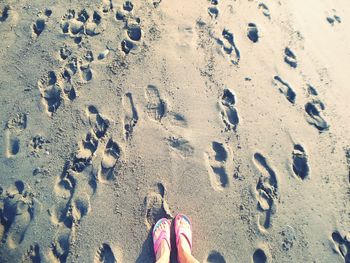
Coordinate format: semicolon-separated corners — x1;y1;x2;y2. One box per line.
0;0;350;262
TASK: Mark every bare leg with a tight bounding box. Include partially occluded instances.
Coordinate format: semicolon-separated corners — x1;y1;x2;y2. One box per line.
155;221;171;263
177;217;199;263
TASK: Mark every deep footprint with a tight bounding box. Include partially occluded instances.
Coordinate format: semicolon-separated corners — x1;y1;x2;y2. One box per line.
38;71;63;115
253;153;279;230
220;88;239;131
305;101;329;132
32;19;46;38
292;144;309;180
127;24;142;41
95;243;117;263
216;29;240;65
253;248;267;263
206;250;226;263
284;47;297;68
247;23;259;43
22;244;42;263
0;5;10;22
331;231;350;262
0;181;34;249
273;76;296;104
208;6;219;19
99;139;121;182
87;105;109;138
206;142;229;191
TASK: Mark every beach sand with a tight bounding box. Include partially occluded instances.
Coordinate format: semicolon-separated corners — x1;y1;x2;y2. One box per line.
0;0;350;262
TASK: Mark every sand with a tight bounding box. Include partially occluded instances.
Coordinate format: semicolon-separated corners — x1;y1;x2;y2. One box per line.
0;0;350;262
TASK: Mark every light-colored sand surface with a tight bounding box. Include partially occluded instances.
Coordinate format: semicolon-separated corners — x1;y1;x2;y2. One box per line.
1;0;350;262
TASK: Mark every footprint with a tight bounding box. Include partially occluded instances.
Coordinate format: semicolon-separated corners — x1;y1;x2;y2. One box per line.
281;225;296;251
5;132;20;157
99;139;121;182
273;76;296;104
253;248;267;263
123;92;138;140
327;15;341;25
71;193;91;221
61;9;102;39
253;153;279;231
94;243;117;263
216;29;240;65
307;84;318;96
146;85;166;121
127;24;142;41
98;49;110;60
305;100;329;132
87;106;109;138
258;3;271;19
101;0;114;13
6;112;27;131
121;39;135;54
167;136;194;157
205;142;230;191
208;7;219;19
247;23;259;43
49;227;71;263
327;10;341;26
22;244;41;263
331;231;350;262
38;71;63;115
45;9;52;17
144;183;171;229
82;131;99;156
346;149;350;183
85;12;102;36
0;181;35;249
292;144;309;180
284;47;297;68
59;45;72;60
0;5;10;22
29;135;49;156
165;112;188;127
80;65;93;81
123;1;134;12
84;50;94;62
4;113;27;158
220;88;239;131
32;18;45;38
153;0;162;8
206;250;226;263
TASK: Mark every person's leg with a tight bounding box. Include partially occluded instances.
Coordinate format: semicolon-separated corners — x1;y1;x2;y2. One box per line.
176;216;199;263
154;220;171;263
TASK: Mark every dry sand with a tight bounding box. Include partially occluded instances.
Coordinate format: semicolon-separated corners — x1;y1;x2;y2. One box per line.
0;0;350;262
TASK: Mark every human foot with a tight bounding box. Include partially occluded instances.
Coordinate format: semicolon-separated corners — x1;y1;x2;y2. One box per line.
175;214;193;261
153;218;171;262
